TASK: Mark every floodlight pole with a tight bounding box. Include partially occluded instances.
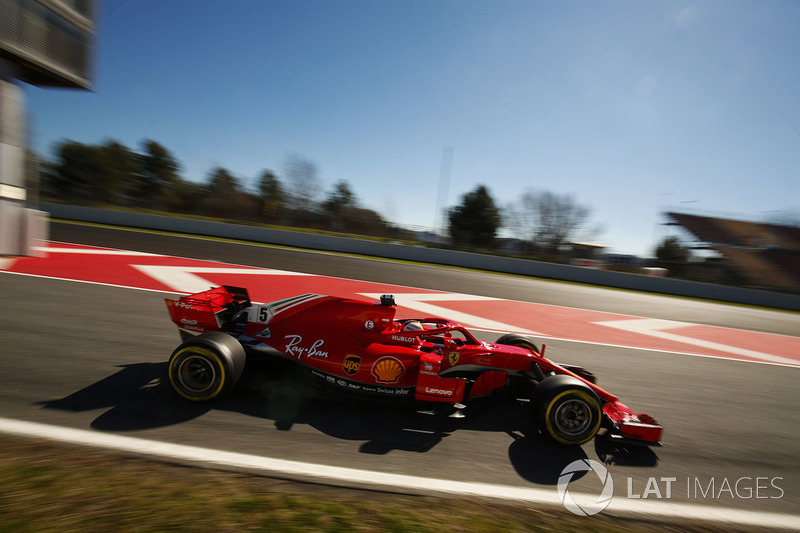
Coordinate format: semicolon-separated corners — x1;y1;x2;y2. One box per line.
435;146;454;237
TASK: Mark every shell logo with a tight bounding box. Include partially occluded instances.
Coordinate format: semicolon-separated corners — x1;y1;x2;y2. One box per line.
371;356;405;383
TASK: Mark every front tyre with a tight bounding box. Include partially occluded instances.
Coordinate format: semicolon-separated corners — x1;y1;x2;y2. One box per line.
495;333;539;354
168;332;246;401
532;375;601;445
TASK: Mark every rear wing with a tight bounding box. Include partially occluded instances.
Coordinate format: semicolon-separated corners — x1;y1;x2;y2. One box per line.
165;286;251;335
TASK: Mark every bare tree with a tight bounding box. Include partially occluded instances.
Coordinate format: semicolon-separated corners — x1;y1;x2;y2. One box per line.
284;154;321;213
507;190;599;252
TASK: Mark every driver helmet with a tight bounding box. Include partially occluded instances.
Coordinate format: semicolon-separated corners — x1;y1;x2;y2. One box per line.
402;320;424;331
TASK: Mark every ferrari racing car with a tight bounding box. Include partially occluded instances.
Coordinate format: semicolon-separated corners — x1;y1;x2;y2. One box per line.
165;286;662;446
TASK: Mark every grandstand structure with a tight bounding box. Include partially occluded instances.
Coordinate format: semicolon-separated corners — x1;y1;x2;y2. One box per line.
665;212;800;293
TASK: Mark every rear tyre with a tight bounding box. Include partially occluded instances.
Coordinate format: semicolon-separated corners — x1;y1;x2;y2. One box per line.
532;375;601;445
495;333;539;354
168;332;246;401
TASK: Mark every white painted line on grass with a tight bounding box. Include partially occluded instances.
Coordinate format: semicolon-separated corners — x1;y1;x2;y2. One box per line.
0;417;797;530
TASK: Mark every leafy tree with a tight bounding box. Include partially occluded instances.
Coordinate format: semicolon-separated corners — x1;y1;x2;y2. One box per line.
258;170;283;201
166;178;207;214
448;185;501;248
205;166;240;217
655;236;690;263
507;190;596;253
207;166;239;195
258;169;285;221
321;180;384;233
37;156;60;199
322;181;356;218
98;139;137;205
655;236;691;276
137;140;180;208
25;149;44;201
339;206;391;236
50;139;138;205
53;141;105;202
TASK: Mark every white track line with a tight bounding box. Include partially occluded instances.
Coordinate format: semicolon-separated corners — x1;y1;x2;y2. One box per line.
0;417;797;530
2;268;799;369
34;246;162;256
131;265;314;294
595;318;800;366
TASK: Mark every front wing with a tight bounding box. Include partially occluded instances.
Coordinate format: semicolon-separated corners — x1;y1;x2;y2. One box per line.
602;401;663;445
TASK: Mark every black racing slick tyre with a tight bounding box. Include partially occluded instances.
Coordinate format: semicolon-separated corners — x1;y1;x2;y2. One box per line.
167;332;246;401
495;333;539;354
532;375;602;446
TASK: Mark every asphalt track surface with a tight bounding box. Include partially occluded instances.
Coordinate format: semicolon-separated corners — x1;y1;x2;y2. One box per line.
2;221;799;522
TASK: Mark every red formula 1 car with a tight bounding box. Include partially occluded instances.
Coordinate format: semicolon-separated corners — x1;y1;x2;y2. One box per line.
165;286;662;446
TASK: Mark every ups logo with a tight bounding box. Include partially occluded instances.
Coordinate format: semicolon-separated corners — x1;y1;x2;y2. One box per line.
343;354;361;375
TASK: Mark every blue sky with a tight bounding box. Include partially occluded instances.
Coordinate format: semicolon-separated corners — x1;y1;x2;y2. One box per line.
25;0;800;256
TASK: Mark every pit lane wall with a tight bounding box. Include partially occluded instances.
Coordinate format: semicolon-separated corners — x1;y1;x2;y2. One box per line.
42;203;800;311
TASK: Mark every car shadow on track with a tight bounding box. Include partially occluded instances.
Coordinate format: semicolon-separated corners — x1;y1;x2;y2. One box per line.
38;360;658;483
37;362;212;431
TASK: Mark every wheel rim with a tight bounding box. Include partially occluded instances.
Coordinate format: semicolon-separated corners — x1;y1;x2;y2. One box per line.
553;398;593;435
177;354;217;393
